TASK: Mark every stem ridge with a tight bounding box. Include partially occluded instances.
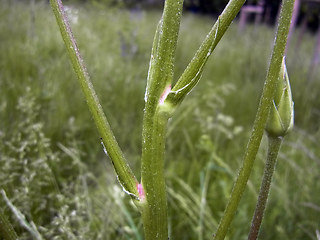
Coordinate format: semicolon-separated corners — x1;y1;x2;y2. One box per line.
213;1;295;239
248;137;283;240
50;0;139;198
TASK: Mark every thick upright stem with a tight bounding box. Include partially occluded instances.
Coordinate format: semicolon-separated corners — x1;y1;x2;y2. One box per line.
213;1;295;239
248;136;283;240
141;112;169;240
140;1;183;239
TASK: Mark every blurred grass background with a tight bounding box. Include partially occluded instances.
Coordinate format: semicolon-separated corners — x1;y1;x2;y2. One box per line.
0;0;319;239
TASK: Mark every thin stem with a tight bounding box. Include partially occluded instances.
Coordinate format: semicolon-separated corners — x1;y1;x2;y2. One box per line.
167;0;247;108
141;0;183;239
50;0;138;197
213;1;295;239
1;190;43;240
248;136;283;240
0;209;18;240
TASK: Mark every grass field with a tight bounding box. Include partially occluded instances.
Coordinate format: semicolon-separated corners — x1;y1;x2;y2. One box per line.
0;1;320;239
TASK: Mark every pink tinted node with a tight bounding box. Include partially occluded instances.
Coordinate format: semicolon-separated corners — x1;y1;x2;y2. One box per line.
137;183;145;201
159;85;171;105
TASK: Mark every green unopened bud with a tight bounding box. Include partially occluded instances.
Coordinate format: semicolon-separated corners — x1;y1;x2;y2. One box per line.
266;58;294;137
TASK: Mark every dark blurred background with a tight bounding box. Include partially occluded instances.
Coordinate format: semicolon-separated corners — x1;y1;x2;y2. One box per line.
10;0;320;31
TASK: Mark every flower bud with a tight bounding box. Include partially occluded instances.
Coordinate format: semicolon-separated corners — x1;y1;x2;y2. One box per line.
266;58;294;137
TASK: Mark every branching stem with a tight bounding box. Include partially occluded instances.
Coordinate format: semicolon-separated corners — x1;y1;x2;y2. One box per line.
213;1;295;239
141;0;183;238
167;0;247;108
50;0;292;239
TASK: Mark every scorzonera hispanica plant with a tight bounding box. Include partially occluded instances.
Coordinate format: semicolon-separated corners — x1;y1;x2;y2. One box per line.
48;0;295;239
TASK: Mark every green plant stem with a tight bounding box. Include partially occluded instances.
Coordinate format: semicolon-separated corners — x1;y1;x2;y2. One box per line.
141;1;249;238
141;112;170;240
248;136;283;240
213;1;295;239
50;0;138;198
0;209;18;240
167;0;247;108
140;0;183;239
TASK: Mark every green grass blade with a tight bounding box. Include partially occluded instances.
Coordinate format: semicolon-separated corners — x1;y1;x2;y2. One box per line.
1;190;42;240
0;208;18;240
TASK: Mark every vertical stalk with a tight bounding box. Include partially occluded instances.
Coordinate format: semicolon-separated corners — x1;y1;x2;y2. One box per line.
140;0;183;239
213;1;295;239
141;112;170;240
248;136;283;240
